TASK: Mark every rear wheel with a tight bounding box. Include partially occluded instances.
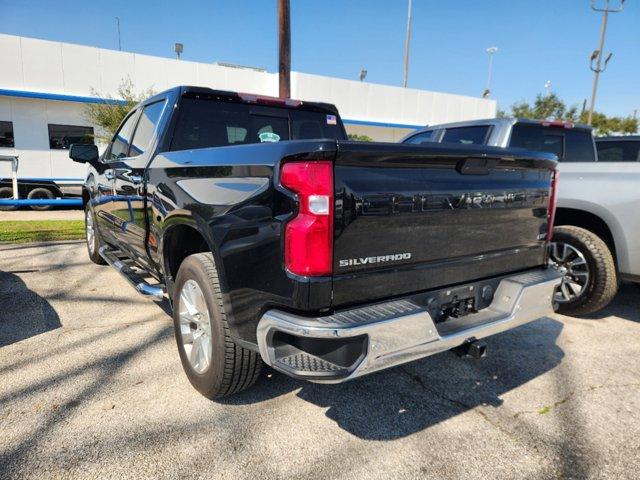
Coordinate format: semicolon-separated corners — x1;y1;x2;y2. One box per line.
27;187;54;211
0;186;17;211
85;204;107;265
550;226;617;316
172;252;262;399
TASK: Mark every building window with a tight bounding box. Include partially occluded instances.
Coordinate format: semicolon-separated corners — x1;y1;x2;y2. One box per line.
0;121;14;148
48;124;94;150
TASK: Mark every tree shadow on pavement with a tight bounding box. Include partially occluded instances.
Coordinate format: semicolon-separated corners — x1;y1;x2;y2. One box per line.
0;271;61;347
222;317;565;441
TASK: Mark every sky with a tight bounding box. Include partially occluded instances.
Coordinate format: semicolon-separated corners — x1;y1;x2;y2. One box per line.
1;0;638;117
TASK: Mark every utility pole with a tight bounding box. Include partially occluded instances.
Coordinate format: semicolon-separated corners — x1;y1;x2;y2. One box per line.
115;17;122;51
483;46;498;98
403;0;413;88
544;80;552;97
587;0;624;125
278;0;291;98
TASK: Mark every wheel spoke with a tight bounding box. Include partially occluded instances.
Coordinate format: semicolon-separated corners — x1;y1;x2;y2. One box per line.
568;257;586;267
180;289;198;317
560;282;572;300
566;281;582;295
178;279;213;374
180;326;194;344
190;334;202;367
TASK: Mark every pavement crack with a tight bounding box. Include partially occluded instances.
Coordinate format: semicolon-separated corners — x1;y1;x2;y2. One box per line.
513;381;640;418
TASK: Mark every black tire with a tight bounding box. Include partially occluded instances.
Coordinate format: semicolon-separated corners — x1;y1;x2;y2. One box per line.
27;187;55;211
84;203;107;265
552;226;617;316
0;186;18;211
172;252;262;399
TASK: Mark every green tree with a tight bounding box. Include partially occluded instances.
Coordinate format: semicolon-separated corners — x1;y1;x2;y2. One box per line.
502;93;637;136
84;78;155;142
347;133;373;142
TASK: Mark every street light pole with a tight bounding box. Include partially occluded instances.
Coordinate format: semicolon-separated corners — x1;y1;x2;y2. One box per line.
587;0;624;125
115;17;122;51
278;0;291;98
403;0;412;88
483;46;498;98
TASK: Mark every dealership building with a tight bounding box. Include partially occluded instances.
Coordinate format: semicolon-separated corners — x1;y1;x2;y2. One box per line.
0;33;496;188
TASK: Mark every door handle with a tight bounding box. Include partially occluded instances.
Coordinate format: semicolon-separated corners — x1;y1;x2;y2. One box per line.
130;174;143;185
105;170;115;180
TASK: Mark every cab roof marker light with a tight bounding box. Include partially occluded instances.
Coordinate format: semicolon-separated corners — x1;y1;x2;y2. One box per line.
238;92;302;107
541;120;575;129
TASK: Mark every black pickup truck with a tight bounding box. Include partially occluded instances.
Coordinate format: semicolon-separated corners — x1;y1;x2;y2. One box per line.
70;86;561;399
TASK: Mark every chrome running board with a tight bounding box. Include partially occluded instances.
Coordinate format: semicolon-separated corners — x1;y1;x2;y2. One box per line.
99;246;165;301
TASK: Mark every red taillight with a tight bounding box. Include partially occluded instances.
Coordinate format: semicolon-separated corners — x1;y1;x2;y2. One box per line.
281;161;334;276
546;168;559;242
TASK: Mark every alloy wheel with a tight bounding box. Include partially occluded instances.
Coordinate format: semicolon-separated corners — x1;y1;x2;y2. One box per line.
549;241;590;303
85;208;95;255
178;279;213;374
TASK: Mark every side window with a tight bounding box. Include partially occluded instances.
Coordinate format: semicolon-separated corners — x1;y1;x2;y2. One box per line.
129;101;165;156
405;131;434;144
597;141;640;162
564;130;596;162
48;124;94;149
107;111;139;160
0;121;15;148
441;126;491;145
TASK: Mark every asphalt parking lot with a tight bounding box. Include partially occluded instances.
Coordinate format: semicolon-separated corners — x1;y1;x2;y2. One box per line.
1;241;639;480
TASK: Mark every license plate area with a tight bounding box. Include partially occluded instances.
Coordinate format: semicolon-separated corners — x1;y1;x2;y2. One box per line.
414;277;503;324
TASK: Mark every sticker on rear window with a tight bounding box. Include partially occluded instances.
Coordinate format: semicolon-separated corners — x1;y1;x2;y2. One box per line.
258;132;280;143
326;114;337;125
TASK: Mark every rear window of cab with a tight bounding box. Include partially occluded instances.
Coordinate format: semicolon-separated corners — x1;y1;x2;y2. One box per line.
170;98;345;151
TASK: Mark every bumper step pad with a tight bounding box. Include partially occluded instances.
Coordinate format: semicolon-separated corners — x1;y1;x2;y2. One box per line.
276;352;344;374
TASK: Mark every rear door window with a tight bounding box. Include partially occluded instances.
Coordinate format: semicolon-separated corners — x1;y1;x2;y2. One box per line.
441;126;491;145
596;141;640;162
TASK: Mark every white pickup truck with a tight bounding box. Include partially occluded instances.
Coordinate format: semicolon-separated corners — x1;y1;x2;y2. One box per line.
402;119;640;315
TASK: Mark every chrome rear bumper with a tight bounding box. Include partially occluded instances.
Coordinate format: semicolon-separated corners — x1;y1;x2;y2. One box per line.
256;268;562;383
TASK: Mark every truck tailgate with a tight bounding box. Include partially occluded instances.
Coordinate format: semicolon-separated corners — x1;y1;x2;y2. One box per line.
332;142;556;307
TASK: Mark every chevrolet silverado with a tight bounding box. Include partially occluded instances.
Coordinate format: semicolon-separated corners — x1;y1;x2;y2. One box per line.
71;87;561;398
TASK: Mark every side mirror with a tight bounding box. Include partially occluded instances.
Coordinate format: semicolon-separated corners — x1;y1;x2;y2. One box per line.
69;144;99;164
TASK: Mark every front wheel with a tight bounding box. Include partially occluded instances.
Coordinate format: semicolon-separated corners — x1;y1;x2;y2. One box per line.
549;226;617;316
172;252;262;399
